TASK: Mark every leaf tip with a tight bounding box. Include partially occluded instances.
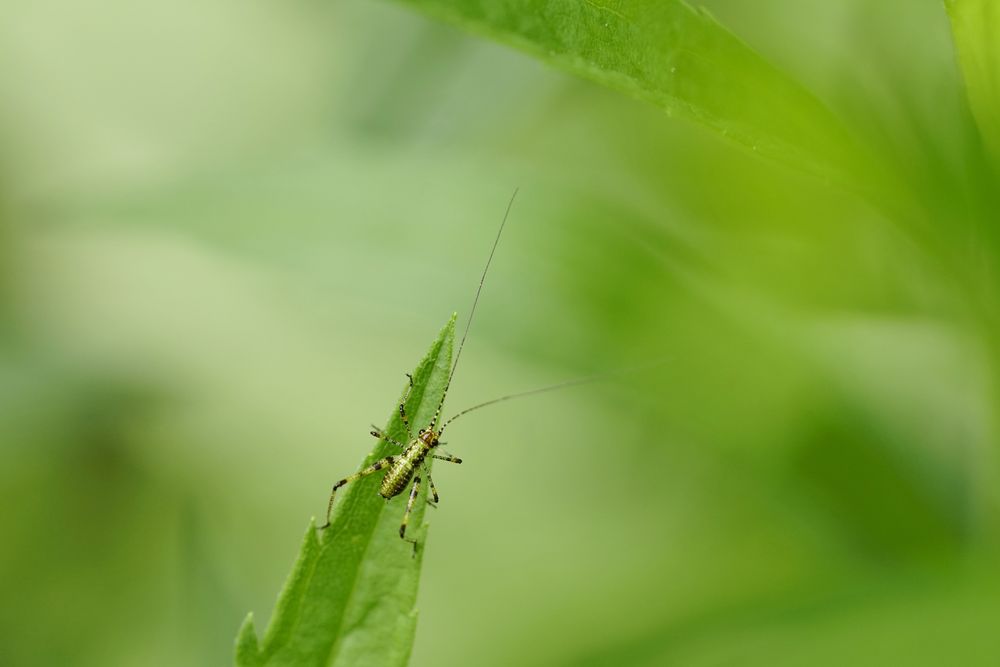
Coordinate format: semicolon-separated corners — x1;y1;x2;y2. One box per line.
431;313;457;360
234;612;260;667
304;516;323;550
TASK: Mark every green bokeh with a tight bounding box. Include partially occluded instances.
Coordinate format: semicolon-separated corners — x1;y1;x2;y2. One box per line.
1;1;997;665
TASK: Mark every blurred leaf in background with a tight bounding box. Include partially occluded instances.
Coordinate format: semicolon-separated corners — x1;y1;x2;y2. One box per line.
1;0;998;666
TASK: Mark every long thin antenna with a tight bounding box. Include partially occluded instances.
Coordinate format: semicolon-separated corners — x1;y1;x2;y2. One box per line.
431;187;519;428
439;376;596;434
438;356;672;435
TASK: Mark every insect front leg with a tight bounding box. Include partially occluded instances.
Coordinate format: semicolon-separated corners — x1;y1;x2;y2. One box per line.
398;373;415;441
399;474;422;555
321;455;396;529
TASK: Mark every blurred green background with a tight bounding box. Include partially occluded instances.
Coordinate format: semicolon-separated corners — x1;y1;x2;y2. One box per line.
2;0;998;665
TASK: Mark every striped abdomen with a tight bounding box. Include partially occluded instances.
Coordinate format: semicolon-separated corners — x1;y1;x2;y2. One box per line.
379;441;430;498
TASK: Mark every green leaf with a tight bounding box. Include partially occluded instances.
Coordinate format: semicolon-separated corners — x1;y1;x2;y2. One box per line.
946;0;1000;160
234;315;456;667
395;0;861;179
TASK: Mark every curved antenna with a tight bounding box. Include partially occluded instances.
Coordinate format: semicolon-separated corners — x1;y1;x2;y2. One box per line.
431;188;519;428
438;356;672;435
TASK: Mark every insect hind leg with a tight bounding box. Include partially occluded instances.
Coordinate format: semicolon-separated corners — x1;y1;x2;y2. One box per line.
320;455;396;529
399;474;422;557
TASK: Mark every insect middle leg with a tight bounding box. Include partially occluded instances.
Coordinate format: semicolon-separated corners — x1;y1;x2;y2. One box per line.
321;455;396;529
424;467;439;506
370;426;407;450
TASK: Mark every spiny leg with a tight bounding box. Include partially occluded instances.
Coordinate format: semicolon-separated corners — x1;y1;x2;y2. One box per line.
370;426;407;450
321;455;395;529
432;451;463;464
398;373;415;441
399;474;422;554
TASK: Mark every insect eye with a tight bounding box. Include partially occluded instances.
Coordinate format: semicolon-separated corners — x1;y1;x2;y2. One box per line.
418;429;425;435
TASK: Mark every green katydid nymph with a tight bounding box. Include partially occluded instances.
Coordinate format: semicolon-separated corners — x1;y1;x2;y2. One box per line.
319;189;597;552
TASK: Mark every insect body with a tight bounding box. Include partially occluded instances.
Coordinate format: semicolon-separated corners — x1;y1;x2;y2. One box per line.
378;428;437;500
320;370;464;545
319;190;517;550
